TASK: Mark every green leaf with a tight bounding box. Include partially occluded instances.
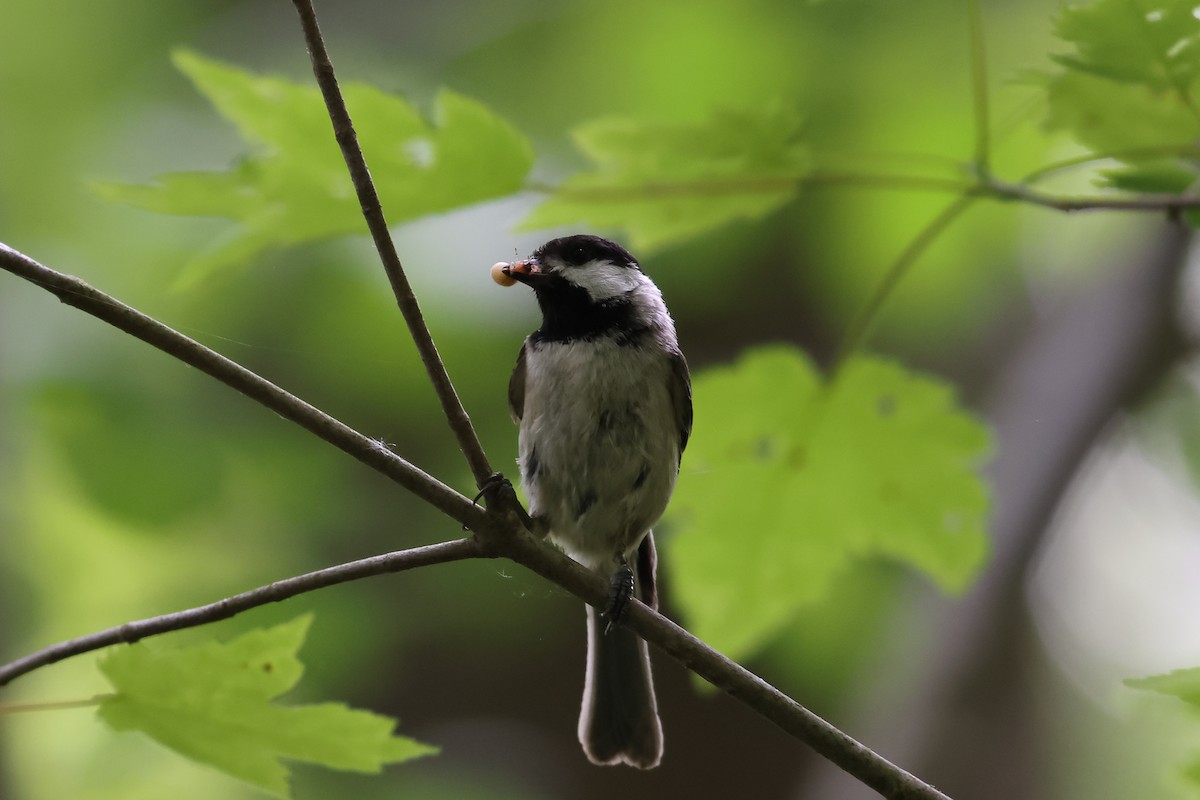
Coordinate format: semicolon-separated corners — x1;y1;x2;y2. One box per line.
1127;667;1200;707
665;347;990;662
1099;162;1199;192
1041;0;1200;175
1052;0;1200;89
1126;667;1200;792
95;50;533;287
1099;163;1200;226
520;104;809;253
1042;69;1200;155
98;616;436;798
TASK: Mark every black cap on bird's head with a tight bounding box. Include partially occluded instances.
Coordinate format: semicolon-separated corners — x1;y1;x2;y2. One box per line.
496;235;642;291
532;235;640;272
491;234;659;343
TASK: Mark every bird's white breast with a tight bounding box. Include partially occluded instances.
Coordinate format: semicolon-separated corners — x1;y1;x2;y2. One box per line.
518;337;679;572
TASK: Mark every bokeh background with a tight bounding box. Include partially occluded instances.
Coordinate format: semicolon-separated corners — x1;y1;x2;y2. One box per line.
3;0;1200;798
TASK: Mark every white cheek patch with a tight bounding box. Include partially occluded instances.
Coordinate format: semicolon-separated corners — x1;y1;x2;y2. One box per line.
570;260;643;301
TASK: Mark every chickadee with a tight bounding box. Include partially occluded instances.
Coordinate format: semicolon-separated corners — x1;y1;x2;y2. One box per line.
493;234;692;769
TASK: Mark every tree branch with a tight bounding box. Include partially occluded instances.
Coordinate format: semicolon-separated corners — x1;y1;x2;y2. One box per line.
1019;144;1200;185
529;165;1200;215
0;239;952;799
0;243;484;531
1;4;1178;794
0;539;481;686
498;531;953;800
983;177;1200;212
289;0;495;489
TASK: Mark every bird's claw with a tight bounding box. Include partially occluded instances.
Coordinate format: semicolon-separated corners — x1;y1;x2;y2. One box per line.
472;472;507;506
602;561;635;634
473;472;537;533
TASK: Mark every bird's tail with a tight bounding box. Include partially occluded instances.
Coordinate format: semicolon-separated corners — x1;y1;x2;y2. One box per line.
578;602;662;768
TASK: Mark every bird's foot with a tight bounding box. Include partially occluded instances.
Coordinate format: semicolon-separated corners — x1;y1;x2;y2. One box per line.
602;560;635;634
473;472;539;534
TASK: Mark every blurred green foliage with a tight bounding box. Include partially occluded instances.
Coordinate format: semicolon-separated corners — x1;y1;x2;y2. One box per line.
3;0;1200;798
84;46;992;744
34;381;226;527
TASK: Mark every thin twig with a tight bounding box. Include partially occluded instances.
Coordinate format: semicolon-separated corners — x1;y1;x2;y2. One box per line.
967;0;990;173
526;173;973;198
0;538;481;686
833;194;978;370
289;0;495;489
0;240;950;800
0;243;484;530
793;171;1198;373
986;177;1200;211
806;171;973;194
793;61;990;420
0;6;1171;794
1019;144;1200;185
528;171;1200;212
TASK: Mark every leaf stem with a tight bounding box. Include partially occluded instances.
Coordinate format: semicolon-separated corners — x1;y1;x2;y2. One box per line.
832;194;979;370
0;695;114;714
984;177;1200;211
1019;144;1200;185
527;172;976;198
530;168;1200;211
290;0;495;489
967;0;991;172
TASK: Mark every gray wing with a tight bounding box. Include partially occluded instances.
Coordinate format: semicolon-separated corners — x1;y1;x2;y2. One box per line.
668;350;692;457
508;342;528;423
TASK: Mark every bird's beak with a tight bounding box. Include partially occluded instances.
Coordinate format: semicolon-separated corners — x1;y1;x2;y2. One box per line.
491;257;550;288
505;258;545;285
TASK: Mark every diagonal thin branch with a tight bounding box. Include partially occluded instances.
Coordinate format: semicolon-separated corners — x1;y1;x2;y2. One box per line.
500;531;952;800
0;538;481;686
967;0;990;172
289;0;495;489
531;168;1200;212
0;243;485;530
0;239;951;799
832;194;978;370
985;177;1200;211
1019;144;1200;185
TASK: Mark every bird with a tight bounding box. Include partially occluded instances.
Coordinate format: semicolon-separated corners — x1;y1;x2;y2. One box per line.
493;234;692;769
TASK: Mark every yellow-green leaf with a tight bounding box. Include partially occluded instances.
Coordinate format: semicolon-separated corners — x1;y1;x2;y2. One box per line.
98;616;436;798
521;105;808;253
665;347;990;661
95;50;533;287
